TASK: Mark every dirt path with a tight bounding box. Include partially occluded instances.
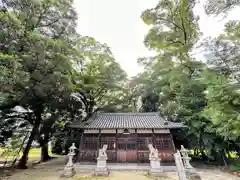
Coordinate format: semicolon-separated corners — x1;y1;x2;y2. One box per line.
1;157;239;180
2;169;239;180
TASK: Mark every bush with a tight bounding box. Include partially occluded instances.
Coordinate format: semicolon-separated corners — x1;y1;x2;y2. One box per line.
229;159;240;172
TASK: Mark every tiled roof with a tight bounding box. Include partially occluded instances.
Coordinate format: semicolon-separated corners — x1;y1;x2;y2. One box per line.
69;112;185;129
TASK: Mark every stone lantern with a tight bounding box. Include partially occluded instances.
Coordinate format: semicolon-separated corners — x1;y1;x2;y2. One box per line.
60;143;77;178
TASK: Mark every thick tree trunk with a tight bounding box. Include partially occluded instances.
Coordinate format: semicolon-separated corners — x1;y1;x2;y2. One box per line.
41;133;51;162
11;133;29;168
41;144;50;162
17;122;40;169
17;109;42;169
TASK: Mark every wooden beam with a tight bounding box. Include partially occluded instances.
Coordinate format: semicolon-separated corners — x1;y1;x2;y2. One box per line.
153;129;170;134
84;129;99;133
117;129;135;133
101;129;116;133
137;129;152;133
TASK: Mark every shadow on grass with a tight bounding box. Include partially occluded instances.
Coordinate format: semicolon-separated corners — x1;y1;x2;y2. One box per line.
0;155;61;178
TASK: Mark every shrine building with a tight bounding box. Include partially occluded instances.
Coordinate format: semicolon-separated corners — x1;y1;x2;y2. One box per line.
68;112;185;163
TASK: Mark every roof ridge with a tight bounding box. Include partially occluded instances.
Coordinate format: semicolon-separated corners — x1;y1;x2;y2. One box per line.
68;111;185;129
97;112;159;116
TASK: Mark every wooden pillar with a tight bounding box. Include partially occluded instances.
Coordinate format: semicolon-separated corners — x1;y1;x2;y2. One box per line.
135;129;139;163
152;129;156;146
115;129;118;162
77;131;84;162
80;131;84;149
170;133;176;152
96;130;101;161
97;129;101;149
70;129;74;142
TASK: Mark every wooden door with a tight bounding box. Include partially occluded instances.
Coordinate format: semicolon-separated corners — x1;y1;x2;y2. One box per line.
117;136;137;162
117;137;126;162
126;140;137;162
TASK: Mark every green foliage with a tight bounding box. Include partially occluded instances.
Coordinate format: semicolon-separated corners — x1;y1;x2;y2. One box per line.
1;130;29;161
0;0;128;166
201;18;240;141
229;159;240;172
202;21;240;82
141;0;201;62
137;0;240;161
202;70;240;140
204;0;240;15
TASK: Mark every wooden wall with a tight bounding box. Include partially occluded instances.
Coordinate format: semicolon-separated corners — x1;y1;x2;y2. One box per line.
77;129;174;163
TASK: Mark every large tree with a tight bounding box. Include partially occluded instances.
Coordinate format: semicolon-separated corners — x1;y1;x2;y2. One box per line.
70;36;127;119
202;20;240;141
0;0;79;168
139;0;204;119
135;0;236;161
202;21;240;83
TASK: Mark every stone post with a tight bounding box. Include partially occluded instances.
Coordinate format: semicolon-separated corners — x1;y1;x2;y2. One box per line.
174;150;187;180
60;143;77;178
180;145;193;169
180;145;201;180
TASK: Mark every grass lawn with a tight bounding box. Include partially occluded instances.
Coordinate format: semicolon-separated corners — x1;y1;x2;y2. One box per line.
0;148;52;161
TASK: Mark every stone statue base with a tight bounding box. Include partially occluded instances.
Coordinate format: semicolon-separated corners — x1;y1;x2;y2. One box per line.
60;166;76;178
185;169;201;180
92;167;110;176
149;168;164;177
92;157;110;176
149;157;163;177
96;158;107;167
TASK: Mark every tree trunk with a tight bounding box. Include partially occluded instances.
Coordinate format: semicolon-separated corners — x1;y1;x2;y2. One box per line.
221;150;228;166
41;133;51;162
11;133;29;168
17;109;42;169
17;122;40;169
41;144;50;162
201;149;208;160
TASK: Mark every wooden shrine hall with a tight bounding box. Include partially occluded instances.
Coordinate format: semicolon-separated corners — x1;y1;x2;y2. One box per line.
69;112;184;163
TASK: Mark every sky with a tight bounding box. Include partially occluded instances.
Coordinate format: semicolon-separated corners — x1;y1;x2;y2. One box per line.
74;0;240;77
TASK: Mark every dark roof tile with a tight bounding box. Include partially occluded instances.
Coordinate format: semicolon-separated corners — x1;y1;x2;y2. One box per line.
69;112;185;129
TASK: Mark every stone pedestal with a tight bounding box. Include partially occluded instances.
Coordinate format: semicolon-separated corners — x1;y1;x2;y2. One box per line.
185;168;201;180
97;157;107;168
61;165;76;178
149;157;163;176
93;157;110;176
93;167;110;176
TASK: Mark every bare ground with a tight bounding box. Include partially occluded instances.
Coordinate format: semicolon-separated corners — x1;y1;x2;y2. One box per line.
1;157;239;180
